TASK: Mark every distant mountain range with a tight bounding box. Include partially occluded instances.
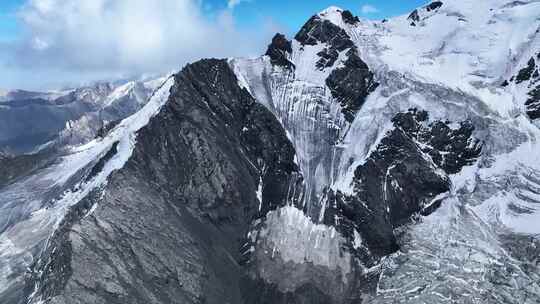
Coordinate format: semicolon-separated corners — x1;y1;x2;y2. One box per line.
0;78;165;155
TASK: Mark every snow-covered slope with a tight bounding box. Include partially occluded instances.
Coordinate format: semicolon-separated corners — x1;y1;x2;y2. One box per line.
363;0;540;89
234;0;540;237
2;1;540;303
232;1;540;302
49;78;164;150
342;0;540;236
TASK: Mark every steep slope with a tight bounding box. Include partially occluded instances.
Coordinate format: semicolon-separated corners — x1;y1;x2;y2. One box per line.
232;2;540;303
16;59;300;304
0;76;175;303
505;50;540;120
2;1;540;304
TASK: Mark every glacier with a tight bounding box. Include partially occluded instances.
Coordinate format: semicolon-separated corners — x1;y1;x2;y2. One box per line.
1;0;540;303
231;1;540;302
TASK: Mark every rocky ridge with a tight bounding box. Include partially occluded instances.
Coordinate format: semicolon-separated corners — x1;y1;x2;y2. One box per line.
1;1;540;304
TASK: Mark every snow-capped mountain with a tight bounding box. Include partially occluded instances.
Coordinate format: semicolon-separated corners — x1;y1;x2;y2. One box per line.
0;90;69;104
230;2;540;302
1;1;540;303
0;78;162;155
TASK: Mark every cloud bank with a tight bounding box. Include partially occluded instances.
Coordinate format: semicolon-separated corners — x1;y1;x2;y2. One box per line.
1;0;274;90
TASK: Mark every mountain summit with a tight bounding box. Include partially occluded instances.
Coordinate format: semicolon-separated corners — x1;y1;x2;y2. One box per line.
1;1;540;303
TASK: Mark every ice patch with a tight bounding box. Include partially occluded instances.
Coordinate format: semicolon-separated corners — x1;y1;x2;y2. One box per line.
258;205;351;276
256;176;263;211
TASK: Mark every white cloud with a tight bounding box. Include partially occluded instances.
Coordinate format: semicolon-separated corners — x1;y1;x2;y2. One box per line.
227;0;250;10
1;0;273;90
361;4;379;14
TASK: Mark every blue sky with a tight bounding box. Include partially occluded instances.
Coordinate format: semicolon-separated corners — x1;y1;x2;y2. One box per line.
0;0;21;42
206;0;427;32
0;0;428;90
0;0;427;43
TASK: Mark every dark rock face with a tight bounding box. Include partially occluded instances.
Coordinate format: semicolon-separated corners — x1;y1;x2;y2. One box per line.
265;33;294;69
241;278;339;304
295;16;353;48
408;9;420;25
323;109;481;263
96;120;121;138
293;13;379;123
526;85;540;119
426;1;443;12
508;55;540;120
295;15;355;70
26;59;300;304
85;142;119;182
408;2;443;26
516;57;537;84
341;10;360;25
326;50;379;122
392;110;482;174
316;48;342;70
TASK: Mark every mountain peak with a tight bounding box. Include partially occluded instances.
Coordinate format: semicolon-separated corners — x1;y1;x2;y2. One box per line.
318;6;361;26
4;2;540;304
318;6;343;16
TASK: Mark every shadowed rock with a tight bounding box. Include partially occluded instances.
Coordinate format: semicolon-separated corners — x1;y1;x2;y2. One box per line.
265;33;294;69
25;59;301;304
323;109;481;263
426;1;443;12
326;50;379;122
526;85;540;119
516;57;537;84
341;10;360;25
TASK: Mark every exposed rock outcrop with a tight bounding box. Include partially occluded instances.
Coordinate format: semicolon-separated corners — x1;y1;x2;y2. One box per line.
509;54;540;120
326;50;379;122
341;10;360;25
426;1;443;12
26;59;300;304
323;109;481;263
295;14;355;70
407;1;444;26
516;57;537;84
294;11;379;122
265;33;294;69
526;85;540;119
